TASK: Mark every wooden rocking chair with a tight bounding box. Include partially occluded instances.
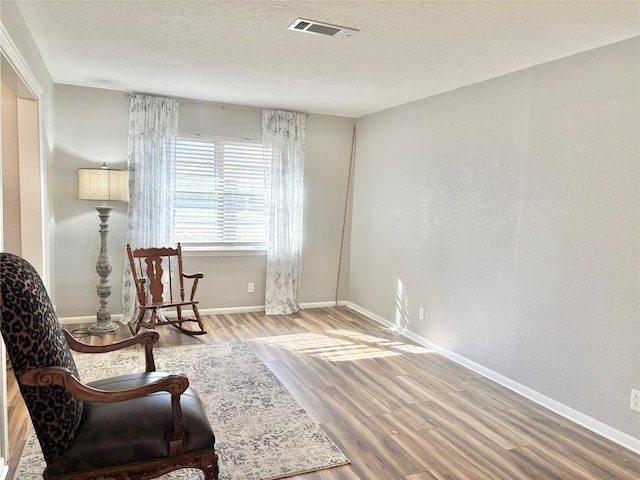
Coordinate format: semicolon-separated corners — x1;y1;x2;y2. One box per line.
127;243;207;336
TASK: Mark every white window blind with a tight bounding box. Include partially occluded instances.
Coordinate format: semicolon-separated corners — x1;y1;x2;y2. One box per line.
174;135;269;248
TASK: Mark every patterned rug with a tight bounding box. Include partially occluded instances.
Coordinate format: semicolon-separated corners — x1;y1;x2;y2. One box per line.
15;341;349;480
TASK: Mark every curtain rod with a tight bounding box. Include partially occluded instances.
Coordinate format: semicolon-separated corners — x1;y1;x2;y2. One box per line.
124;91;308;115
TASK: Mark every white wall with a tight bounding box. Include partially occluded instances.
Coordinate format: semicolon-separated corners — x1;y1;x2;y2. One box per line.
53;87;355;317
350;38;640;441
302;114;355;305
53;85;130;317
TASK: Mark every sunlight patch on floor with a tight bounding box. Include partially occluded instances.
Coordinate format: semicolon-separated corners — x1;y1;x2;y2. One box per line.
251;332;402;362
392;344;433;354
252;329;432;361
253;333;351;350
328;329;433;354
325;329;399;346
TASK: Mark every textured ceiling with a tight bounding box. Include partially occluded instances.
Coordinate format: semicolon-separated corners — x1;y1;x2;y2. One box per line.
15;1;640;118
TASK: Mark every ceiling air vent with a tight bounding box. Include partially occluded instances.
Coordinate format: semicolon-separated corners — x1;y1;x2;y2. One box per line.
288;18;358;39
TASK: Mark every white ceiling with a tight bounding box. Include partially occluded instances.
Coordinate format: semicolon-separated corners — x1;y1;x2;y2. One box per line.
15;1;640;118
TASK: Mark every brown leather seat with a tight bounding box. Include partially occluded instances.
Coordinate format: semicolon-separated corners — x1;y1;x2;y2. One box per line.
47;373;214;477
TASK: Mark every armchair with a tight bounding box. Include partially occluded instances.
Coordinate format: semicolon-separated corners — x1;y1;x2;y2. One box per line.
0;253;218;480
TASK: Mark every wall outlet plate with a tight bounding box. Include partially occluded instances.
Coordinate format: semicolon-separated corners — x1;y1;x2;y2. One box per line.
248;282;255;293
631;389;640;413
418;307;425;320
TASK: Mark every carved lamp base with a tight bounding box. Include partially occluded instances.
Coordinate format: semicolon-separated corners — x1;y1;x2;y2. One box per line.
89;205;120;335
88;318;120;334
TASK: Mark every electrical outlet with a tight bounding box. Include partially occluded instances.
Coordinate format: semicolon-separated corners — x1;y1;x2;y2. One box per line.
247;282;255;293
631;389;640;413
418;307;425;320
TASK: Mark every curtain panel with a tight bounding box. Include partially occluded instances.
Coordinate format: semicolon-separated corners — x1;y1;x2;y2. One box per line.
262;110;306;315
122;94;179;324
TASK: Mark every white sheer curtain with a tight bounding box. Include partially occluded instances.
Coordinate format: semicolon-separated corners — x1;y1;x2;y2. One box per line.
262;110;306;315
121;94;178;324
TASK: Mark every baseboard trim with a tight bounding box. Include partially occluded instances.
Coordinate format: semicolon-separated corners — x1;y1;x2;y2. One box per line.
301;301;348;309
57;307;266;325
345;302;640;455
58;315;123;326
57;301;348;326
198;306;265;315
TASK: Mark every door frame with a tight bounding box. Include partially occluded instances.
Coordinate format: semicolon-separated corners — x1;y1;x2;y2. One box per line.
0;20;44;480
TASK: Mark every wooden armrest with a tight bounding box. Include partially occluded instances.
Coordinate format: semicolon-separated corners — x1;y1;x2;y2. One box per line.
181;273;204;301
64;329;159;353
20;366;189;402
182;272;204;279
64;329;159;372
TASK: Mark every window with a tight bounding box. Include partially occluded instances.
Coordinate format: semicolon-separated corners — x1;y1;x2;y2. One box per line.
174;135;269;249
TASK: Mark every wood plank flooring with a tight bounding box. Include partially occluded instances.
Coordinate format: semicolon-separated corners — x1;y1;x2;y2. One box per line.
6;307;640;479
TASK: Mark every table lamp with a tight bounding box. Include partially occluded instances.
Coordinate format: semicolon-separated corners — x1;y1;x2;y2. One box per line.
78;162;129;334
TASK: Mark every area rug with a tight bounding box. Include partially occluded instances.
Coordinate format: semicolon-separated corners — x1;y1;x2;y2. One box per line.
14;341;349;480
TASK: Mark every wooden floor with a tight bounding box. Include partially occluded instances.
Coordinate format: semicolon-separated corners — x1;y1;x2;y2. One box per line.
7;307;640;479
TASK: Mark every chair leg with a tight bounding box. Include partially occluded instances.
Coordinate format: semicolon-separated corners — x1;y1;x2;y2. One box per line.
193;305;206;333
176;305;183;326
149;310;158;329
199;451;219;480
129;309;146;335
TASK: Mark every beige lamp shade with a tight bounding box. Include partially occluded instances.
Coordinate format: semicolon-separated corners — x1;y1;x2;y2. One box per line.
78;167;129;202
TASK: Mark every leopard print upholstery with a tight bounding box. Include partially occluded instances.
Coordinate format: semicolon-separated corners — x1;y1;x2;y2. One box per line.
1;253;83;465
